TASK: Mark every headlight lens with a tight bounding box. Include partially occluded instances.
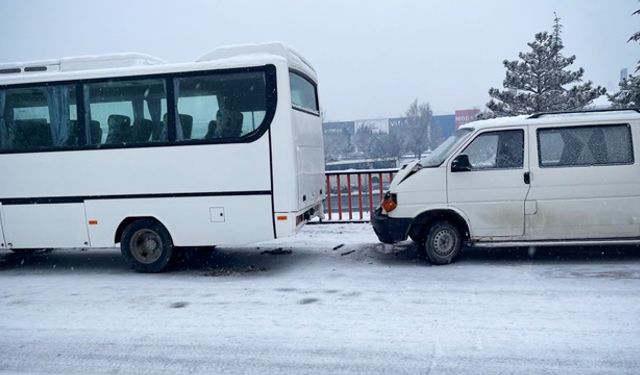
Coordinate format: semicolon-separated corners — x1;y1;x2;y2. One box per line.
381;192;397;212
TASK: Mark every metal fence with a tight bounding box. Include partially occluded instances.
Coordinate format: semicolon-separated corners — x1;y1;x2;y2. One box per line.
323;168;398;222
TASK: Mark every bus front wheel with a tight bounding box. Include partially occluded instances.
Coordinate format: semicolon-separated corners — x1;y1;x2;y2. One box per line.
120;219;174;273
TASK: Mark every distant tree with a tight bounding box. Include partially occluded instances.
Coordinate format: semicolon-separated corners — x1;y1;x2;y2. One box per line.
352;124;385;159
323;128;354;161
487;14;605;116
380;131;405;162
609;7;640;108
403;99;433;158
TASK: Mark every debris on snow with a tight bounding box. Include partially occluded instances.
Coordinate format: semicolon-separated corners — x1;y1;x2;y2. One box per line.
169;302;189;309
261;248;292;255
298;298;320;305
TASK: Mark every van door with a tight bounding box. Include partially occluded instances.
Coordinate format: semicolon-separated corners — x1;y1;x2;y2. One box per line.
447;128;530;238
525;123;640;240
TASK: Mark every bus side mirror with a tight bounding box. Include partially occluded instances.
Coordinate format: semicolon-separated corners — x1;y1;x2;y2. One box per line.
451;154;472;172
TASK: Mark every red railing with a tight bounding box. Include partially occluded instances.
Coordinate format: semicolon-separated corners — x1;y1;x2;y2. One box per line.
323;168;398;222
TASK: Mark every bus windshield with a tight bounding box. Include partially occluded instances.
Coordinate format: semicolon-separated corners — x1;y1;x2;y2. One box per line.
420;128;473;167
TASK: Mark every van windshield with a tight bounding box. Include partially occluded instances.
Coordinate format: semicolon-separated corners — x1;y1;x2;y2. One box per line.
420;128;473;167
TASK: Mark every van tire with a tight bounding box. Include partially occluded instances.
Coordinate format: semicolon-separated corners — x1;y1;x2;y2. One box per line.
409;225;425;245
120;219;174;273
423;221;461;265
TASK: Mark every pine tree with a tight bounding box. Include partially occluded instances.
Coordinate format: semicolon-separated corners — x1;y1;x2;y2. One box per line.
630;8;640;72
609;75;640;108
487;14;605;116
609;7;640;108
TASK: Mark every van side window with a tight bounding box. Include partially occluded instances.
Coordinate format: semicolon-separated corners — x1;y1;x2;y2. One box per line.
462;130;524;169
538;124;633;167
85;78;167;145
0;85;77;151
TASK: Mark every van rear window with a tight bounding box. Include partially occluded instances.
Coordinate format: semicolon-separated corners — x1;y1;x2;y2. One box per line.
538;124;634;167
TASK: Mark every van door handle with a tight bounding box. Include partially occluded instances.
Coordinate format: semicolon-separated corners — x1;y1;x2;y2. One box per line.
524;172;530;184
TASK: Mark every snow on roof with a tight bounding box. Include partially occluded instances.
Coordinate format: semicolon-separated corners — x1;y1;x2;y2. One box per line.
460;110;640;131
197;42;317;80
0;42;316;85
0;53;167;74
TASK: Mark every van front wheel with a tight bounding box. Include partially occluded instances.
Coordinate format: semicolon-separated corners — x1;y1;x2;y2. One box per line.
121;219;174;273
423;221;461;265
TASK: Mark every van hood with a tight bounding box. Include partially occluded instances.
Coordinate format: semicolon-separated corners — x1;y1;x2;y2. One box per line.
390;159;420;190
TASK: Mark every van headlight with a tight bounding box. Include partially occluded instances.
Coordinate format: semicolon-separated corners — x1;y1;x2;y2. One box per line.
381;192;397;213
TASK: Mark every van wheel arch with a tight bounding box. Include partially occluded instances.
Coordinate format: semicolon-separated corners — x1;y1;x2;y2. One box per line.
409;210;470;245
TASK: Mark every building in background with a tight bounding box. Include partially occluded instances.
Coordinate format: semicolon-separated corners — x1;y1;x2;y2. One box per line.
620;68;629;82
323;111;463;166
323;120;355;136
325;114;456;139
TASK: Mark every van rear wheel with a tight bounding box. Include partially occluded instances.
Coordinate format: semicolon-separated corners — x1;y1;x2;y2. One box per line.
120;219;174;273
423;221;461;265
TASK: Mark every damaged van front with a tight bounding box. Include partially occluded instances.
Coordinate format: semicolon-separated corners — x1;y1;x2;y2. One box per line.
371;128;474;249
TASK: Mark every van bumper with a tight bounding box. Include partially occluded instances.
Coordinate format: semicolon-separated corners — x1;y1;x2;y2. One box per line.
371;208;413;244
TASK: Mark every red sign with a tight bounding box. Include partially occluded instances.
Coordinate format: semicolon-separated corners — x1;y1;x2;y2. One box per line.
455;109;481;128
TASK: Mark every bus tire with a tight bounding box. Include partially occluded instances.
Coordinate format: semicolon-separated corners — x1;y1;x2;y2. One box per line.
120;219;174;273
423;221;461;265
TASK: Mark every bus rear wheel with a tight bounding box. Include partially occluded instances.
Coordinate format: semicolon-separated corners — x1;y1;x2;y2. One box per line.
120;219;174;273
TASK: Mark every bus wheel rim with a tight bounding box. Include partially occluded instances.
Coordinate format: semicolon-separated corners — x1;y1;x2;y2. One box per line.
130;229;163;264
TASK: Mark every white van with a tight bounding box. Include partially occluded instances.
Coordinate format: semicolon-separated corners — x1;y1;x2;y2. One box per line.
0;42;325;272
372;109;640;264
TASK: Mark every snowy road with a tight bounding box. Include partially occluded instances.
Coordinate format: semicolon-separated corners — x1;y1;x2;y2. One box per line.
1;223;640;374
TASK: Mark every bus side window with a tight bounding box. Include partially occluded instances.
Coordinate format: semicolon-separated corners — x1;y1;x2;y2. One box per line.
85;78;167;146
0;85;76;151
174;71;267;141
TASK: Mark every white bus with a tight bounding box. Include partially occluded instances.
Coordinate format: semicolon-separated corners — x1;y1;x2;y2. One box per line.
0;42;325;272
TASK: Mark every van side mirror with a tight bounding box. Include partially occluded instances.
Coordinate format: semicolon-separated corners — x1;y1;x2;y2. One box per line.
451;154;472;172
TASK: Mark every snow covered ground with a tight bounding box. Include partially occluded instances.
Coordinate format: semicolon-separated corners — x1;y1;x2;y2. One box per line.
1;223;640;374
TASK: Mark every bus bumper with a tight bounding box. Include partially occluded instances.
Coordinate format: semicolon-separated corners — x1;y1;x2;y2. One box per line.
371;208;412;244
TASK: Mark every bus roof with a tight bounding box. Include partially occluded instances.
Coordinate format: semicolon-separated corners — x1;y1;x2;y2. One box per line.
0;42;317;86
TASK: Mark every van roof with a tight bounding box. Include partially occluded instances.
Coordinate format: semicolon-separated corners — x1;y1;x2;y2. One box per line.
460;109;640;130
0;42;317;87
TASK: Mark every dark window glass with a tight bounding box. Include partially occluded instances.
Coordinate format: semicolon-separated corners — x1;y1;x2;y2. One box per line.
538;125;633;167
174;71;267;141
0;85;76;151
289;72;318;113
85;78;167;145
462;130;524;169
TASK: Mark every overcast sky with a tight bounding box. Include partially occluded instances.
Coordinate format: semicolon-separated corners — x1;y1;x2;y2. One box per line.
0;0;637;120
